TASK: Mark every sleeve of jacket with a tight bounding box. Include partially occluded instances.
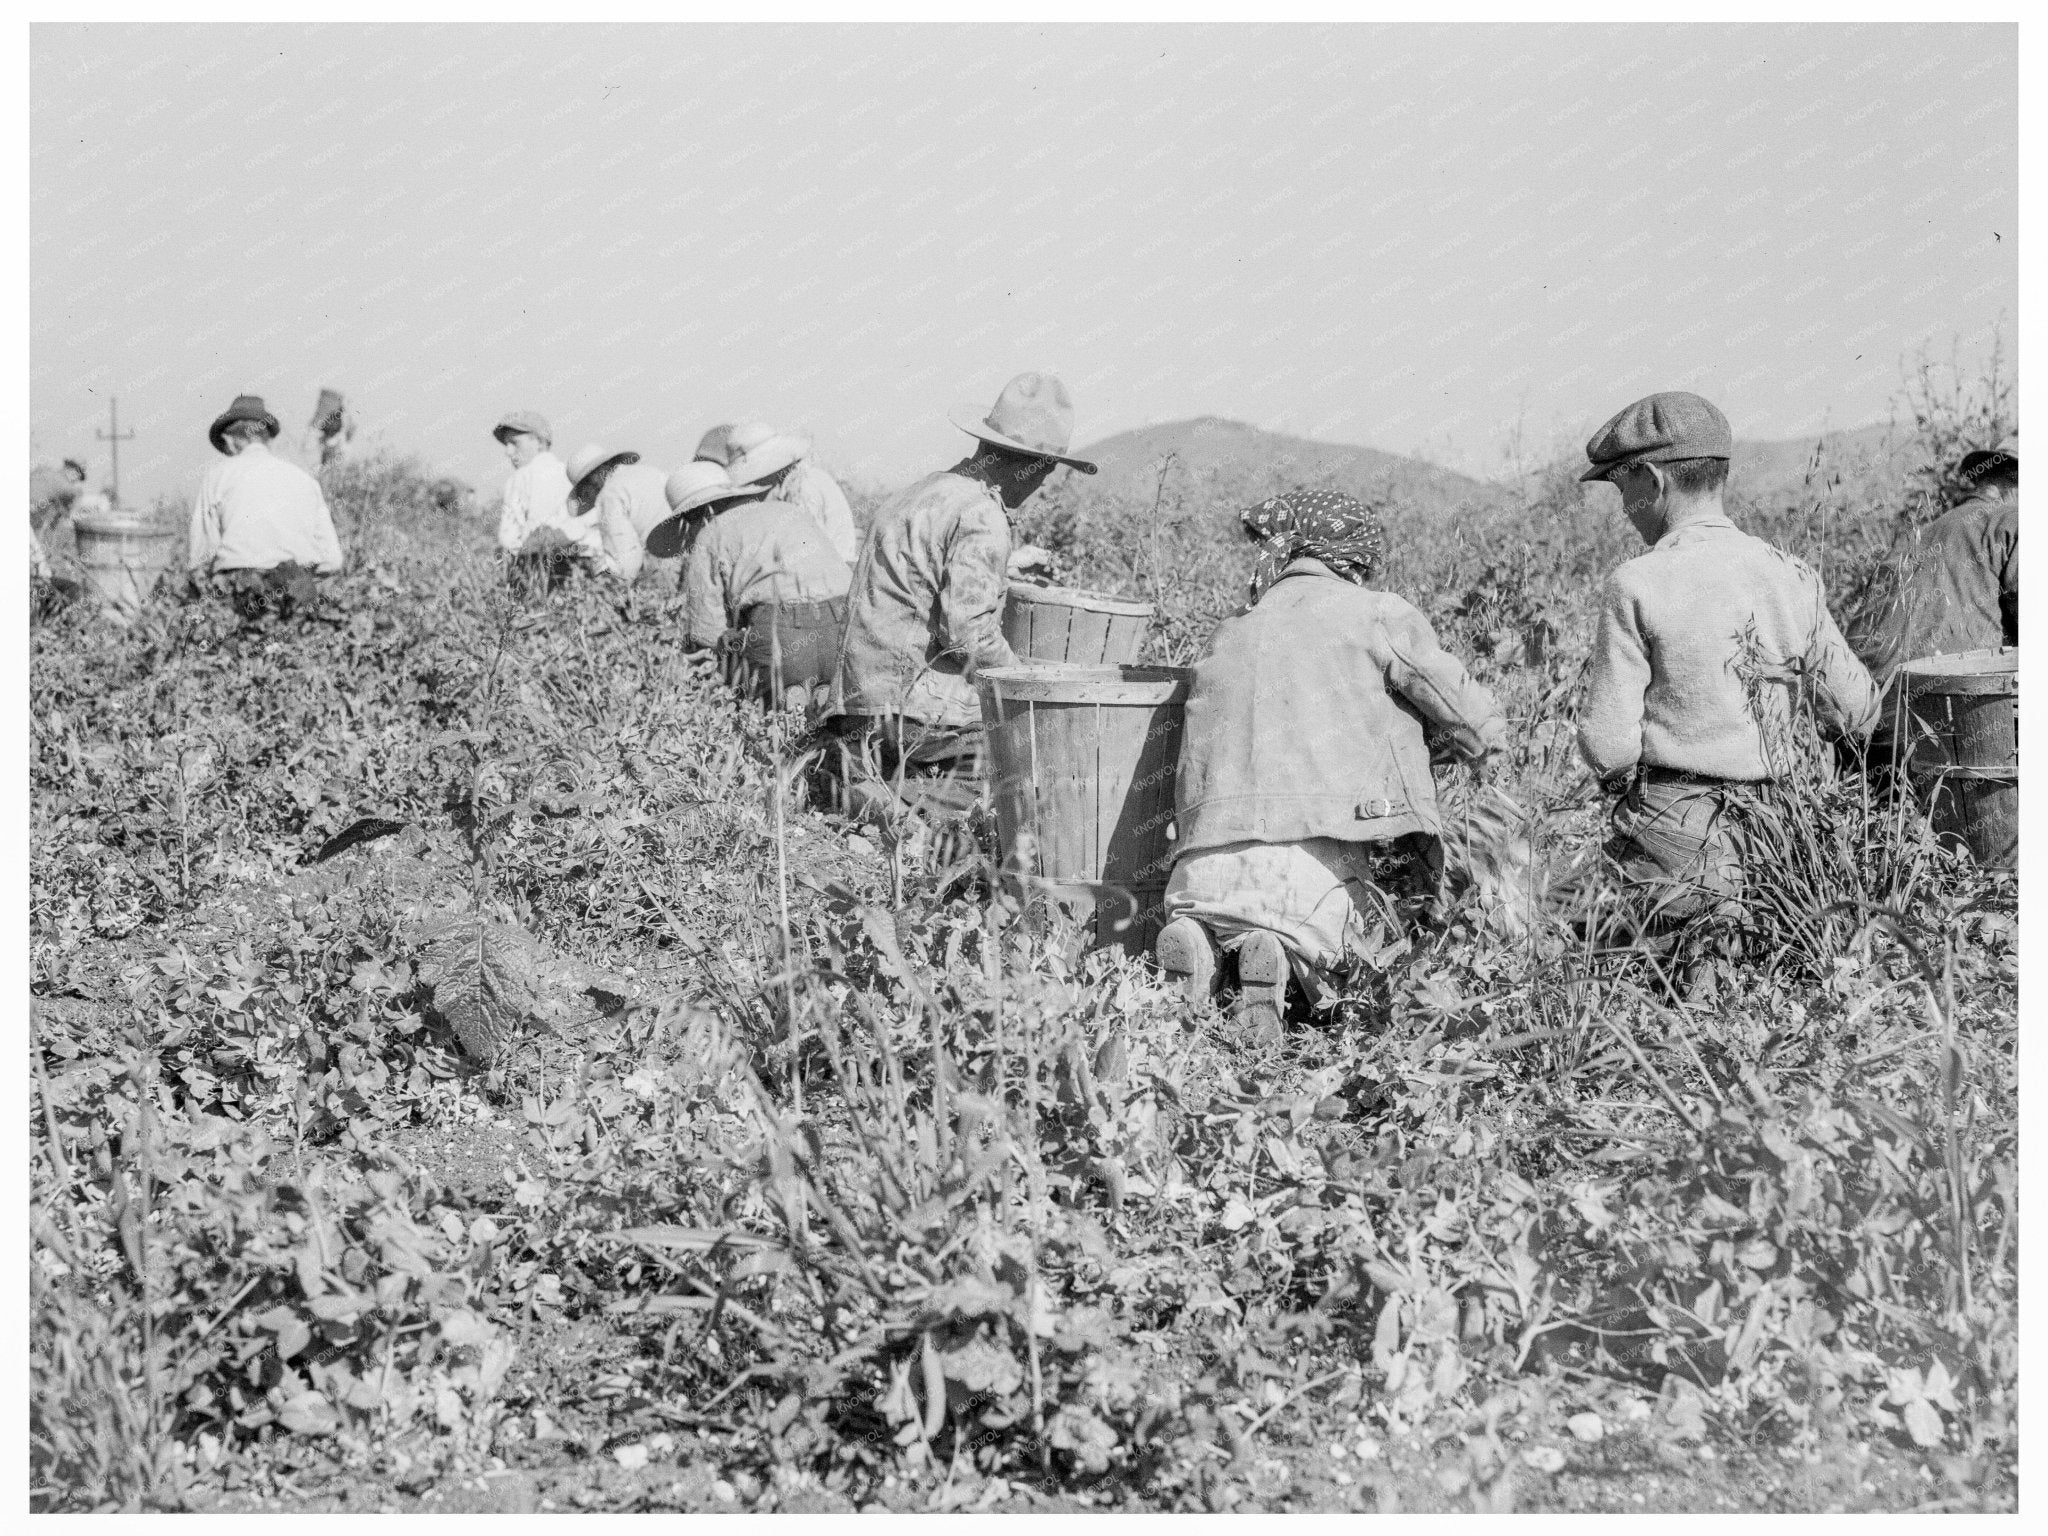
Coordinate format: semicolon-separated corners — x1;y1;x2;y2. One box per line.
1379;596;1507;761
680;531;727;650
595;483;644;583
812;470;861;565
1804;571;1879;742
187;471;222;572
936;493;1018;678
1576;572;1652;779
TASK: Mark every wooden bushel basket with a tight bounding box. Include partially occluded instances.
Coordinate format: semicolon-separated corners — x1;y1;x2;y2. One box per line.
978;664;1190;950
73;511;178;623
1894;647;2017;870
1002;582;1154;667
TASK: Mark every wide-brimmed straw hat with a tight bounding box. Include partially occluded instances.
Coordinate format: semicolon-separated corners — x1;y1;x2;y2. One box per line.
646;463;768;558
492;409;552;446
948;372;1098;474
563;443;642;497
209;394;282;455
724;421;810;485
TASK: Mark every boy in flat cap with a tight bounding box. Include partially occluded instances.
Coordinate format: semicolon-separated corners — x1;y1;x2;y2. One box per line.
1577;391;1877;933
827;372;1097;826
492;411;596;564
1844;441;2017;759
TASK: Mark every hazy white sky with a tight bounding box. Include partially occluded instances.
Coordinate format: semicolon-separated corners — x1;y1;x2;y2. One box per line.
31;22;2016;506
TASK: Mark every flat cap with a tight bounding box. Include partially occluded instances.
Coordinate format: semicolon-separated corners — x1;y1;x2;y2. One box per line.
1581;391;1732;483
492;409;552;444
1957;442;2017;484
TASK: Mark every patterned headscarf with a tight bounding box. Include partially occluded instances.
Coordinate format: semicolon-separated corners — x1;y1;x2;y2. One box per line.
1240;488;1386;604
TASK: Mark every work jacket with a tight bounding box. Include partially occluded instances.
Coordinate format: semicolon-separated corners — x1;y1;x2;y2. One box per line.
589;461;669;584
1845;493;2018;695
1577;511;1877;783
1175;559;1505;857
773;459;862;566
830;470;1016;727
681;496;853;650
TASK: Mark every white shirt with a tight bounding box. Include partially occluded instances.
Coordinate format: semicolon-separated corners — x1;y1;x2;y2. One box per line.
773;459;861;565
496;452;596;557
187;444;343;574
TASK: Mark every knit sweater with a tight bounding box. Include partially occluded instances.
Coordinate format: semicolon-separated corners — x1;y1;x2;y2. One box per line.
1577;511;1878;783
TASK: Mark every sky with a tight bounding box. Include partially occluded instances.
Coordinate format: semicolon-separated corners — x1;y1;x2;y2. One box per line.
30;22;2017;508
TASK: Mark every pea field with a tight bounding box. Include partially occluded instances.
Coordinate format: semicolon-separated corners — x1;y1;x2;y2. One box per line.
28;395;2018;1512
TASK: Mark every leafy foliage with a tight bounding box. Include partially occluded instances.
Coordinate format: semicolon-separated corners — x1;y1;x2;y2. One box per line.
29;412;2017;1514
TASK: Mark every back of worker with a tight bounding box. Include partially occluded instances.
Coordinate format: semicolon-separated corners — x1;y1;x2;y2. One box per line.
681;495;851;651
1178;571;1502;853
1847;488;2017;697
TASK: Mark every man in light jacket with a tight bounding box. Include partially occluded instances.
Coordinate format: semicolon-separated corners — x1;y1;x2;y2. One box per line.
188;395;344;577
1576;391;1877;932
563;443;670;584
1159;490;1505;1039
826;372;1097;823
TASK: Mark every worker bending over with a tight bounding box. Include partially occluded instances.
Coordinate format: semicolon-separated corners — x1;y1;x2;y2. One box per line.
1158;490;1505;1041
563;443;670;584
1845;442;2017;763
648;462;853;709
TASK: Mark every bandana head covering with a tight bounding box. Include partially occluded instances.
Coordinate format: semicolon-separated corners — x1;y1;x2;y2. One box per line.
1240;488;1386;604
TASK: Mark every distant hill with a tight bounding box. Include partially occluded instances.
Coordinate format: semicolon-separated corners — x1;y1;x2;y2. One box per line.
1730;421;1914;508
1064;414;1922;531
1072;417;1504;520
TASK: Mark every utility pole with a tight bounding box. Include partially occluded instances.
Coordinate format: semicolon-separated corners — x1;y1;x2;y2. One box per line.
96;397;135;509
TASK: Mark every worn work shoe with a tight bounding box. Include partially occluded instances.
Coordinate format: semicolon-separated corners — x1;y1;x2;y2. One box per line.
1155;916;1218;1003
1234;929;1289;1046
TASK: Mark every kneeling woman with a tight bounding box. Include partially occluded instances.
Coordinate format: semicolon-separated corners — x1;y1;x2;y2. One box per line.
648;463;854;709
1158;491;1505;1037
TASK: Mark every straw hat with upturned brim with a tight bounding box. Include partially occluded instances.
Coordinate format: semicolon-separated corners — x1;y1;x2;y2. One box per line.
947;372;1098;474
563;443;642;498
645;464;769;558
694;424;738;466
209;394;282;455
724;421;811;486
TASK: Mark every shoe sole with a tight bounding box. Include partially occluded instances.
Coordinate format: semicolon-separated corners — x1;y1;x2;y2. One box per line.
1156;917;1217;1002
1233;931;1290;1045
